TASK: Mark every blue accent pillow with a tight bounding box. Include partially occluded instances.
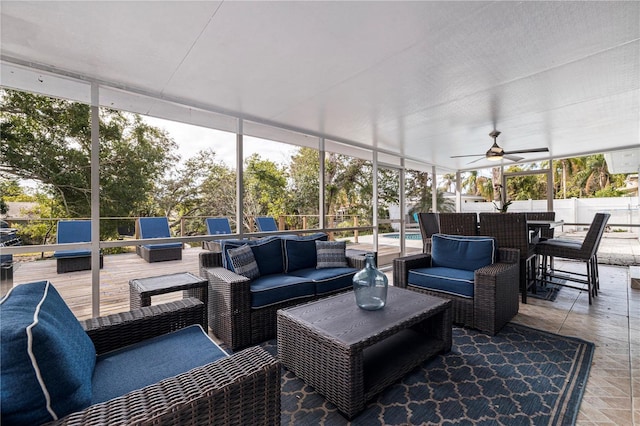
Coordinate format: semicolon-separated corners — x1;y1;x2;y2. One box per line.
284;234;328;272
0;281;96;425
431;234;496;272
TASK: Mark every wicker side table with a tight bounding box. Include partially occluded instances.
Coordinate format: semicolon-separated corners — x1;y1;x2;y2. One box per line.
278;286;451;419
129;272;208;329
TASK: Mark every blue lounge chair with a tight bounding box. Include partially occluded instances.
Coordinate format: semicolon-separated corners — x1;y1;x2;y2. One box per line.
136;217;182;263
205;217;232;235
53;220;103;273
255;216;279;232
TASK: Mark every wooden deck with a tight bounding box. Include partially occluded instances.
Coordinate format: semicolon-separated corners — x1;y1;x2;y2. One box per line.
3;243;412;321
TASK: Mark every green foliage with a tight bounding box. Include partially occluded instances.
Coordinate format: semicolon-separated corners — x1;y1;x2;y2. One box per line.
406;171;455;214
1;89;177;234
243;153;288;230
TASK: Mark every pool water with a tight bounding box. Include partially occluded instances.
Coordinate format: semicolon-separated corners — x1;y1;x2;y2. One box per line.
382;232;422;240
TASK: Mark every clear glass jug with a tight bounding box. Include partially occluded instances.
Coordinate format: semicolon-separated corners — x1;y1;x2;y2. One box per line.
353;253;388;310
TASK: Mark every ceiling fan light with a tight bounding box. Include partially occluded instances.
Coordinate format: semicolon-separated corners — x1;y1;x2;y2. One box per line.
486;155;503;161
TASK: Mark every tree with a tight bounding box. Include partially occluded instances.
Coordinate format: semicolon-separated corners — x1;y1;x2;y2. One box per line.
405;170;455;214
286;147;320;228
243;153;288;231
0;89;177;238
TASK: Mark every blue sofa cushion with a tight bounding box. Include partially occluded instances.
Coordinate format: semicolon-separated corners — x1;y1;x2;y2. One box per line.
289;267;358;295
53;249;91;258
92;325;227;404
0;281;96;425
283;234;328;272
219;238;275;270
250;237;284;275
142;242;183;250
227;244;260;280
315;241;348;268
250;274;315;308
431;234;496;272
408;266;475;298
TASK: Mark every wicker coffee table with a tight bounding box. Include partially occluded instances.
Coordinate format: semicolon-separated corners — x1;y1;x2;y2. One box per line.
277;286;452;419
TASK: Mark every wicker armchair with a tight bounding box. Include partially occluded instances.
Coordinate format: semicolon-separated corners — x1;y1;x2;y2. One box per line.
393;238;520;336
200;249;367;350
417;212;440;253
45;298;280;426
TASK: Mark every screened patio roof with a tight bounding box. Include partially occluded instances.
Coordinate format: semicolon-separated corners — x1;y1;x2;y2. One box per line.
1;1;639;172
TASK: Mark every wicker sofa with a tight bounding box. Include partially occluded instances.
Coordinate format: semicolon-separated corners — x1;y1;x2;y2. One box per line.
199;233;368;350
1;281;280;426
393;233;520;336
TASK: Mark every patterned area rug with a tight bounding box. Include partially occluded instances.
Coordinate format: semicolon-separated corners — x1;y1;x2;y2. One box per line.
260;323;593;425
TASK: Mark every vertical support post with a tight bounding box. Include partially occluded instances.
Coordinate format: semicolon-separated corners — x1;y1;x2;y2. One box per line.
236;119;244;237
455;170;462;212
319;138;326;231
372;153;379;253
90;83;100;318
432;166;438;212
399;161;406;255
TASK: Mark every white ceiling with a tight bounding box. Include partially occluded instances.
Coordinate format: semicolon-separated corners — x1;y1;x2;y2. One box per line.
1;1;639;173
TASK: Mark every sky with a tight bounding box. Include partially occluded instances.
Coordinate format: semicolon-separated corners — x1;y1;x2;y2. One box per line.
142;116;297;168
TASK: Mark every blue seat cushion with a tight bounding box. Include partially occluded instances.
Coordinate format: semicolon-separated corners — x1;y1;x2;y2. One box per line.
408;266;475;298
250;274;315;308
92;325;227;404
283;234;328;272
0;281;96;425
53;249;91;258
142;242;183;250
431;234;496;272
289;267;357;295
57;220;91;244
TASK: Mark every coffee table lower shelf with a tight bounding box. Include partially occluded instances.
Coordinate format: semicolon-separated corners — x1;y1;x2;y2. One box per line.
277;287;451;419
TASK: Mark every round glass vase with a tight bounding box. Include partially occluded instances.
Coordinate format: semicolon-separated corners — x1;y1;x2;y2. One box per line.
353;253;388;310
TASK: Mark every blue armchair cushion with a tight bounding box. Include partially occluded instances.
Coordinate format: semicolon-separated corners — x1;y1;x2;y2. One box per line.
227;244;260;280
315;241;348;268
55;221;92;258
283;234;328;272
205;217;232;235
92;325;227;404
0;281;96;425
431;234;496;272
250;274;315;308
408;266;475;298
289;267;357;295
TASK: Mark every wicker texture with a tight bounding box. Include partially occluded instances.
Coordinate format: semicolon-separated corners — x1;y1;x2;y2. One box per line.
479;212;536;303
535;213;610;305
57;254;103;273
199;250;368;350
47;299;280;426
277;287;451;419
437;213;478;236
526;211;556;240
393;247;520;336
136;245;182;263
417;213;440;253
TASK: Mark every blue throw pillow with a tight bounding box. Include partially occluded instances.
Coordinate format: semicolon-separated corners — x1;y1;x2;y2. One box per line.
431;234;497;272
250;237;284;275
316;241;348;268
228;244;261;280
0;281;96;425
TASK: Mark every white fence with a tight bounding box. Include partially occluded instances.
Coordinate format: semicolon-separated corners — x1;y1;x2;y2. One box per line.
460;197;640;235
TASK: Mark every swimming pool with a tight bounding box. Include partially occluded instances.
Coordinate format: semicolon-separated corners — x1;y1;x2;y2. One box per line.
382;232;422;240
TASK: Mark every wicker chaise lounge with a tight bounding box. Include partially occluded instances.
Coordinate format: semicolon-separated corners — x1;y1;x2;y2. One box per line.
53;220;103;273
393;233;520;335
1;281;280;426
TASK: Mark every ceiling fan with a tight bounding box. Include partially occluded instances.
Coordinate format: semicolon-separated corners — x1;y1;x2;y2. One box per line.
451;130;549;164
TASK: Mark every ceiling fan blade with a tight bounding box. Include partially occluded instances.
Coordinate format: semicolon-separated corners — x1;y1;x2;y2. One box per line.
451;153;485;158
503;154;524;162
466;156;487;165
503;147;549;155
